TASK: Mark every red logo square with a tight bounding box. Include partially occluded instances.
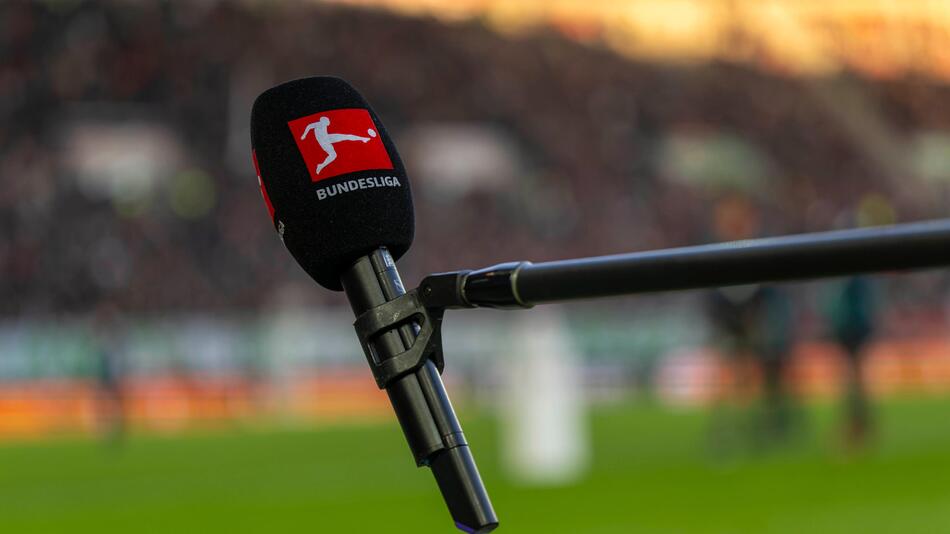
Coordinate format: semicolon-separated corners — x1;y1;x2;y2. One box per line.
287;108;394;182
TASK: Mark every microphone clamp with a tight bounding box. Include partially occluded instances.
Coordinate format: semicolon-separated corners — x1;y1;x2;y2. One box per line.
352;288;446;389
351;266;501;389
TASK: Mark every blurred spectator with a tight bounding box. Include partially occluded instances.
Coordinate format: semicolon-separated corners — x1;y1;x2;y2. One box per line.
91;300;126;445
704;195;797;450
824;276;879;448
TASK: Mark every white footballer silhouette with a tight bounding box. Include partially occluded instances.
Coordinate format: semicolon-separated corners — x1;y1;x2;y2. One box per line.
300;117;374;174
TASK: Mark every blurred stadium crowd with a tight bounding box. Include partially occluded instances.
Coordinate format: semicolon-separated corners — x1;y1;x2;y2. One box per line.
3;1;950;318
0;1;948;456
3;8;950;532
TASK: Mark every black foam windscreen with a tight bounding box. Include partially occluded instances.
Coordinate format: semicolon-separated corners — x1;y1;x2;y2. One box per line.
250;76;414;290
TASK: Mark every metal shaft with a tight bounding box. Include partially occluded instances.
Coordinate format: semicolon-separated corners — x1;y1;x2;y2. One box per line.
341;249;497;534
460;219;950;308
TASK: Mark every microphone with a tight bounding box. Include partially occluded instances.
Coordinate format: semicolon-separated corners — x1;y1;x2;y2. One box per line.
250;76;498;533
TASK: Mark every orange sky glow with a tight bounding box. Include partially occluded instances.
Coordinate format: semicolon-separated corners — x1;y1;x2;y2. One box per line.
333;0;950;81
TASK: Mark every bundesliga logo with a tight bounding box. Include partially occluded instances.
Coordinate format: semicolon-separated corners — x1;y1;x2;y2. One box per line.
287;108;394;182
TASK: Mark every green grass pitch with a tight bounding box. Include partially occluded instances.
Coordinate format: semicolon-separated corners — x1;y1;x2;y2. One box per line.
2;396;949;533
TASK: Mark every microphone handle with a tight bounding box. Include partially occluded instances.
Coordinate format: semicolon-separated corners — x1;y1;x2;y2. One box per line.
340;248;498;534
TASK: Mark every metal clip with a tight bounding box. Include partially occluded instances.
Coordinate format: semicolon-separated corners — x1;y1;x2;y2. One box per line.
352;289;446;389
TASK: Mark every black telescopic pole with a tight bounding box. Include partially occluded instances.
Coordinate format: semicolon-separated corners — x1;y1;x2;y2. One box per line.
457;219;950;308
